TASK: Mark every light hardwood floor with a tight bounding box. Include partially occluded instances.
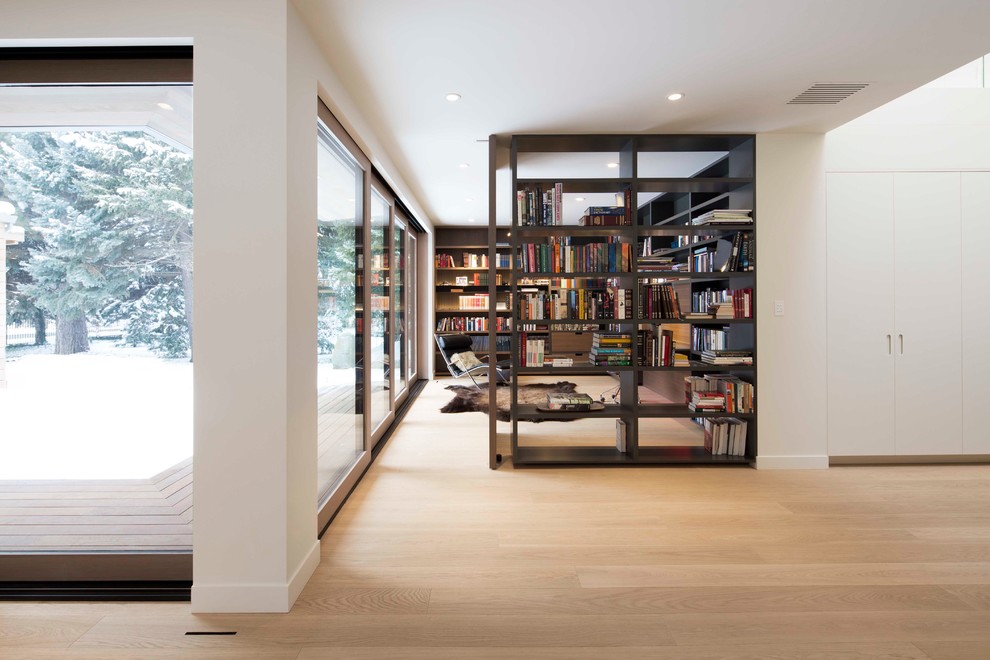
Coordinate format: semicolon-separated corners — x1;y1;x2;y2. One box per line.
3;378;990;659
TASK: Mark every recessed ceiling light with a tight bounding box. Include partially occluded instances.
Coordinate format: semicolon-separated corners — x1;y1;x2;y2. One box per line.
606;162;619;169
468;218;475;222
575;197;586;201
445;93;461;102
466;197;474;202
666;92;684;101
459;163;470;169
157;102;174;110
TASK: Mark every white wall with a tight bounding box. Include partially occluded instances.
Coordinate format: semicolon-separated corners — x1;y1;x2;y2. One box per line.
755;134;829;469
827;87;990;171
1;0;432;613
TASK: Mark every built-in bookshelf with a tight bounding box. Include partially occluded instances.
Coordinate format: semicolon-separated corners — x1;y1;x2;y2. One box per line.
508;134;757;465
433;228;513;374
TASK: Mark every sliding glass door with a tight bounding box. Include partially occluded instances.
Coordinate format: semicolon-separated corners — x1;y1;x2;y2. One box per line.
369;188;393;436
316;121;367;505
393;217;408;398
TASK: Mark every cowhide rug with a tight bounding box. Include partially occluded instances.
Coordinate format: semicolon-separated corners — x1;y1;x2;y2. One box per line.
440;381;579;422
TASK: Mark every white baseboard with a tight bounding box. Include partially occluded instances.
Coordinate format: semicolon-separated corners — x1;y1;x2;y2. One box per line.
191;540;320;613
756;454;830;470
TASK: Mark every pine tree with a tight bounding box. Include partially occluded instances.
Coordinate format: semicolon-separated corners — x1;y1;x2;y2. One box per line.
0;131;193;357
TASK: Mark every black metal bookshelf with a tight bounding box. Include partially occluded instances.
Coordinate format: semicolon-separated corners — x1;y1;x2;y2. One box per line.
508;134;757;466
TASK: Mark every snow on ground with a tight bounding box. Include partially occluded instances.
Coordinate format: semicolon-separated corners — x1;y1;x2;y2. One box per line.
0;342;192;480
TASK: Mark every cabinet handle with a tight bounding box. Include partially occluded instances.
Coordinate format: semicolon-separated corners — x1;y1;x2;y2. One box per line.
887;334;892;354
899;334;904;355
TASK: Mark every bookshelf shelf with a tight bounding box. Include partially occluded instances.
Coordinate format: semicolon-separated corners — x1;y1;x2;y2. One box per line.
507;133;757;467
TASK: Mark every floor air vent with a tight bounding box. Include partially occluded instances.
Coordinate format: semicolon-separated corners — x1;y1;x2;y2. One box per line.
788;83;869;104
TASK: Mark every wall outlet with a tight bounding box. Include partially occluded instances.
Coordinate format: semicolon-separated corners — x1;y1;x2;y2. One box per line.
774;300;785;316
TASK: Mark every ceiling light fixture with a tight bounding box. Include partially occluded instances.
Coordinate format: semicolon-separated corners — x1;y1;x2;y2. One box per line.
575;197;586;202
445;92;461;102
466;197;474;202
666;92;684;101
157;102;174;110
606;162;619;169
468;218;476;222
459;163;470;169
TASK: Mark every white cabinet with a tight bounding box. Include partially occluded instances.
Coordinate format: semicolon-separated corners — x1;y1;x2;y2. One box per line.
962;172;990;455
826;173;896;456
827;172;965;456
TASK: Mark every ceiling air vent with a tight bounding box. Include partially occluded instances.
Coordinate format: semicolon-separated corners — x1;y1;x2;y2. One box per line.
788;83;869;105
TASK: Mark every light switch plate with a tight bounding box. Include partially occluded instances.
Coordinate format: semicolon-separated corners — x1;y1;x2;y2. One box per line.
774;300;785;316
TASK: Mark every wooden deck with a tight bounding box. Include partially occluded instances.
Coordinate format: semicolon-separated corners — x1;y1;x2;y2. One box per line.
317;384;360;493
0;458;192;553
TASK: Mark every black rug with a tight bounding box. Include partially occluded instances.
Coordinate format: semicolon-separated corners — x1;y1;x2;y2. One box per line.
440;381;579;422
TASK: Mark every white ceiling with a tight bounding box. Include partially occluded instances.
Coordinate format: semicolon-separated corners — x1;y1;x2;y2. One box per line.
295;0;990;226
0;86;193;151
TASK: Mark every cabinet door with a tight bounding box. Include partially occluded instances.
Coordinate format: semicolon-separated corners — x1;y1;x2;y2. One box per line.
826;173;896;456
962;172;990;454
893;172;962;455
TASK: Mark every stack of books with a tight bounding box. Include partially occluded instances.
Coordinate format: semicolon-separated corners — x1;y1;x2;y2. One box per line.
685;375;754;413
590;332;632;367
545;392;595;411
577;205;629;226
688;391;726;412
691;209;752;226
638;254;683;272
700;349;753;365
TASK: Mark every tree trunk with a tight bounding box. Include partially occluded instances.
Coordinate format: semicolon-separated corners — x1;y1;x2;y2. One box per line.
33;309;47;346
55;314;89;355
181;266;193;362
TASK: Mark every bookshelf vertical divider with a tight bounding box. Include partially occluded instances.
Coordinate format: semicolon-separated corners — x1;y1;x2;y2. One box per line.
508;134;757;466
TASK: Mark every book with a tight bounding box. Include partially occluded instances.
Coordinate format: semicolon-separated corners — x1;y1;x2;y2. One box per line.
546;392;595;411
616;419;628;452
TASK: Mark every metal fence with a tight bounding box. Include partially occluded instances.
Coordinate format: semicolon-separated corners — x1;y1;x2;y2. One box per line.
5;322;125;347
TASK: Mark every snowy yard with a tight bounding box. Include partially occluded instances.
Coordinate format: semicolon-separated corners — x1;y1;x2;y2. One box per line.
0;342;192;480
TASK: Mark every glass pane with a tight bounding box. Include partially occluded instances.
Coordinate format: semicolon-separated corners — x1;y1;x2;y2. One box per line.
369;190;391;431
317;124;363;501
408;233;417;380
0;85;194;553
394;218;407;395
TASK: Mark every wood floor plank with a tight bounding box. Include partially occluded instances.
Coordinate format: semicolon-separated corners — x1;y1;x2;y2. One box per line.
663;611;990;645
0;615;102;649
291;588;431;615
576;562;990;588
251;614;676;648
426;585;974;616
296;643;930;659
914;641;990;659
753;541;990;564
941;585;990;610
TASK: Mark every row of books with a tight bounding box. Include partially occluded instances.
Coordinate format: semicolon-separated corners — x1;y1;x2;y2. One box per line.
517;183;563;226
435;252;514;269
685;375;754;413
691;209;752;226
471;334;511;353
519;237;633;273
691;327;729;352
703;418;749;456
519;331;549;367
638;283;682;320
517;287;633;321
689;288;752;319
724;231;754;272
639;327;687;367
436;316;512;332
590;332;632;366
457;294;492;310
